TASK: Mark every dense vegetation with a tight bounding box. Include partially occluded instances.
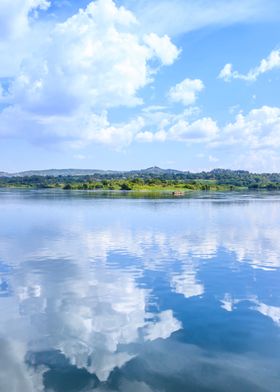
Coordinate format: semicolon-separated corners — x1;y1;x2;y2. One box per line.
1;168;280;191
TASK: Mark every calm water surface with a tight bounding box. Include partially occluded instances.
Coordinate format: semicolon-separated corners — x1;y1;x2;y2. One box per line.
0;189;280;392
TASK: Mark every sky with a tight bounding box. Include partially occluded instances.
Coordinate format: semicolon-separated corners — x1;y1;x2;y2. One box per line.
0;0;280;172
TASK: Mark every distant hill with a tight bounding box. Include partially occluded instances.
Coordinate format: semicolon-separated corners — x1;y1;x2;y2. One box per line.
0;166;182;177
22;169;119;177
0;167;280;182
0;169;119;177
138;166;181;175
1;167;280;190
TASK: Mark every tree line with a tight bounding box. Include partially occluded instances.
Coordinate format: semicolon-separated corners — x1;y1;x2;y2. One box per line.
1;169;280;191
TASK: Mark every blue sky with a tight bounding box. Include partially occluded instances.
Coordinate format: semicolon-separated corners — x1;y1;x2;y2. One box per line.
0;0;280;172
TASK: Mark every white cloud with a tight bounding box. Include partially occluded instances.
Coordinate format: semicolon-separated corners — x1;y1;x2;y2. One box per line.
144;33;181;65
218;63;234;81
0;0;50;40
169;78;204;106
210;105;280;171
0;84;4;100
0;106;147;149
223;106;280;148
0;0;179;148
219;49;280;82
233;149;280;172
9;0;175;113
169;117;218;142
135;130;167;143
134;105;280;170
1;0;279;164
0;1;51;77
135;109;218;144
133;105;278;161
123;0;280;37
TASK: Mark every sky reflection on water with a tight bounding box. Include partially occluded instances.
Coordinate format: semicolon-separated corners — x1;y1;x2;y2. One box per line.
0;190;280;392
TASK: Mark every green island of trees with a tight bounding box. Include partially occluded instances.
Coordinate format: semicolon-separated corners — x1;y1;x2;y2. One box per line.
1;168;280;192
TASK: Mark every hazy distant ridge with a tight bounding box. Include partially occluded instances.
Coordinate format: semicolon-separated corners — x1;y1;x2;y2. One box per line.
0;166;253;177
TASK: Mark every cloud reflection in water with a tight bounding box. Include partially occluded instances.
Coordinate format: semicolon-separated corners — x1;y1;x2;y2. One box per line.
0;192;280;391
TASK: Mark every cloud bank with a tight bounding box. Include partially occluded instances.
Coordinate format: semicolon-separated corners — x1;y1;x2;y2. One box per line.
0;0;279;171
0;0;179;148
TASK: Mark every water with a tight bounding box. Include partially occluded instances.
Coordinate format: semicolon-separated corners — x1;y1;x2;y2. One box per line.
0;189;280;392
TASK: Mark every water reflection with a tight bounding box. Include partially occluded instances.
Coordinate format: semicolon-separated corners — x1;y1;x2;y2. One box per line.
2;257;181;382
0;190;280;391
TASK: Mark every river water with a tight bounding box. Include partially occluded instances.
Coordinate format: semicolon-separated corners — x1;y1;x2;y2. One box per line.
0;189;280;392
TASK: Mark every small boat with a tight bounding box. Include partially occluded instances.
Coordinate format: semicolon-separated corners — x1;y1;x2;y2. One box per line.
172;191;184;196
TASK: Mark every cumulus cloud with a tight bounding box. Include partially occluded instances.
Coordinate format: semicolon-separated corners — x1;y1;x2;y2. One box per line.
134;105;280;168
1;0;279;159
135;130;167;143
8;0;178;112
0;0;179;147
223;106;280;148
135;116;219;144
0;0;280;167
169;117;218;142
233;149;280;172
169;78;204;106
143;33;180;65
219;49;280;82
0;1;51;77
207;105;280;171
0;105;146;149
0;0;50;40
